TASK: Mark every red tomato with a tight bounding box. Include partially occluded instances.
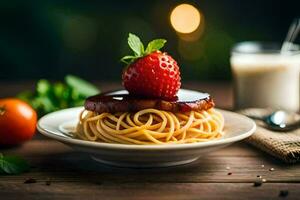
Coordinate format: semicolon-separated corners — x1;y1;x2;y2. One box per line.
0;98;37;145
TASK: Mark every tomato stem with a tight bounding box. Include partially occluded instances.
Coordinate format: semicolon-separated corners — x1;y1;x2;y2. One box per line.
0;105;6;116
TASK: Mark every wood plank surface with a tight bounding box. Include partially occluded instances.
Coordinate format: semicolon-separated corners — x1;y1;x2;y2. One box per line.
0;183;298;200
1;137;299;184
0;81;299;199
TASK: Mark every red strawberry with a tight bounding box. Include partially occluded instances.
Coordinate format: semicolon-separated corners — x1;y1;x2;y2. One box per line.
121;33;181;99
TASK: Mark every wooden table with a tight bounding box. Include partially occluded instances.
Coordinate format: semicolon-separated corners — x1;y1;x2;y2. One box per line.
1;81;299;200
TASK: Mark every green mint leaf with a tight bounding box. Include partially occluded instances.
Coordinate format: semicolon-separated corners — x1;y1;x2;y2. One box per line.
37;80;51;96
73;99;85;107
53;83;66;98
0;155;30;175
65;75;100;97
128;33;144;56
120;55;138;64
17;75;102;116
145;39;167;54
17;91;33;102
32;96;57;113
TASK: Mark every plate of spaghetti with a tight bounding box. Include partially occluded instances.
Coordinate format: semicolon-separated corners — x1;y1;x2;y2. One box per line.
37;89;256;167
37;33;256;167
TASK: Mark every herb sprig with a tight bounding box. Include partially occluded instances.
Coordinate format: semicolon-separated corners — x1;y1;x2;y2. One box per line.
0;154;30;175
121;33;166;65
18;75;100;116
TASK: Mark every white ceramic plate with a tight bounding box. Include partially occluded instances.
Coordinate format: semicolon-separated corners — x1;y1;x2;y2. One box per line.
37;89;256;168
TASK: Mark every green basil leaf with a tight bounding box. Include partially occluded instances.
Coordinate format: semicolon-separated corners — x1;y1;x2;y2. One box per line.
72;99;85;107
65;75;100;97
128;33;144;56
37;80;51;96
0;155;30;175
32;96;57;113
145;39;167;54
17;75;101;116
17;91;33;102
53;83;66;98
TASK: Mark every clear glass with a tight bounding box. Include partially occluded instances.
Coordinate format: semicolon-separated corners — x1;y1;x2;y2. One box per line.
231;42;300;111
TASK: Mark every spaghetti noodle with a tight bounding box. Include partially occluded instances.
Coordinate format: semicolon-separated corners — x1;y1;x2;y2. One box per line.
75;108;224;145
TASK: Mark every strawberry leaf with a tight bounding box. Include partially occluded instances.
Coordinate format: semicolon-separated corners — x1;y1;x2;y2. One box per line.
128;33;144;56
0;154;30;175
145;39;167;54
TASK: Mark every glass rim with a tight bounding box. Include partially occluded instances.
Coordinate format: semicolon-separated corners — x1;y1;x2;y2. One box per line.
231;41;300;55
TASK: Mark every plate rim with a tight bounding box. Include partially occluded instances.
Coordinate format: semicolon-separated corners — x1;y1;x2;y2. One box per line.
37;107;256;151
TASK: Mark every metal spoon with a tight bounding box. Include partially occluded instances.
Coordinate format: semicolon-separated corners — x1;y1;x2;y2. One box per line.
247;110;300;132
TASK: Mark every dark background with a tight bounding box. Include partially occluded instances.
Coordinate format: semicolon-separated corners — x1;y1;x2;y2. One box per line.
0;0;299;81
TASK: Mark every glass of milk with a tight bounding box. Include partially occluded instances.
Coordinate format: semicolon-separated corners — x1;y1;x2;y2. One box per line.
231;42;300;111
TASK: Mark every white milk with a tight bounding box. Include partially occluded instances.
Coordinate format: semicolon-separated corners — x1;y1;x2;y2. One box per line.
231;53;300;111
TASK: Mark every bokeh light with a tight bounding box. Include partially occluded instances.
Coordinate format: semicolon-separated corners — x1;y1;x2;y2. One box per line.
170;4;201;34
